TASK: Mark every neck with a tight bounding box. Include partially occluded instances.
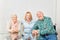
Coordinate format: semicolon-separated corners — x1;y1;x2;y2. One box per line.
13;21;17;24
26;20;31;23
39;17;44;20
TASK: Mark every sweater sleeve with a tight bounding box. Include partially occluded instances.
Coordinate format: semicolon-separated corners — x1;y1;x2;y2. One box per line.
32;21;39;30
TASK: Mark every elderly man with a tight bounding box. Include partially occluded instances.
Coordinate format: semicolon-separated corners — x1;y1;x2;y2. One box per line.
32;11;57;40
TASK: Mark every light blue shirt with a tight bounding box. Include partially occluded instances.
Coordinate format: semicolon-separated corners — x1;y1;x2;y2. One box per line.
22;20;36;40
21;20;35;34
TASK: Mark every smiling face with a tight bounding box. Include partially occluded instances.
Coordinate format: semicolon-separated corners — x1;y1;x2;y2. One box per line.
11;14;17;23
25;12;32;22
37;11;44;20
26;13;31;21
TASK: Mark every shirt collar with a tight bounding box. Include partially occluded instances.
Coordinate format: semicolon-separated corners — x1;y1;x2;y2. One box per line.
38;16;45;21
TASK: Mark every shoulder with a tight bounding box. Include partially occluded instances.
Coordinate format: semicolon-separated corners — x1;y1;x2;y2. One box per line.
31;19;36;23
32;19;39;24
21;19;26;25
44;16;51;20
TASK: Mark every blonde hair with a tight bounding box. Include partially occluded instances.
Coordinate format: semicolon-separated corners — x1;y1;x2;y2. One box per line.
24;11;32;21
11;14;17;18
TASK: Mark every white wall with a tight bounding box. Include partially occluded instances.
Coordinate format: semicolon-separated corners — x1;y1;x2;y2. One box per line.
0;0;56;40
56;0;60;40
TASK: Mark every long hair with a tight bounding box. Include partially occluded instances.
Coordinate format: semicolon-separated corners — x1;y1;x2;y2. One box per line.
24;11;32;21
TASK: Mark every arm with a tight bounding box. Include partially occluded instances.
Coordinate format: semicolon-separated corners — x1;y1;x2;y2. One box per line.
32;21;39;30
32;21;39;36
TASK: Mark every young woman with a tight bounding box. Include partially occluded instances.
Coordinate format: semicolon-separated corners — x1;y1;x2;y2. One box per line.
7;14;23;40
21;11;35;40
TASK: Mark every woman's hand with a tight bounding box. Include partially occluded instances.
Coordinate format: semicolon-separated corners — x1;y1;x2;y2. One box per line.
32;30;39;37
9;28;18;33
13;28;18;32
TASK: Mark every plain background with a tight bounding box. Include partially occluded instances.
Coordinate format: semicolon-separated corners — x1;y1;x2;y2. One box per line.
0;0;59;40
57;0;60;40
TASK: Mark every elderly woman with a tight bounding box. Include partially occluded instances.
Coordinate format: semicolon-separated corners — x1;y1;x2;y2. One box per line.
7;14;23;40
21;11;35;40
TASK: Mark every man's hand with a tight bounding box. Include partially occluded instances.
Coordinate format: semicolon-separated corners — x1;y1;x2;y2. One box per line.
32;30;39;37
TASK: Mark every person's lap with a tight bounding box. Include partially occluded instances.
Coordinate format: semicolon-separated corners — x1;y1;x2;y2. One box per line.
23;34;32;40
46;34;57;40
37;34;57;40
37;36;46;40
10;33;18;40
